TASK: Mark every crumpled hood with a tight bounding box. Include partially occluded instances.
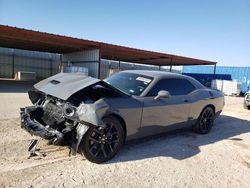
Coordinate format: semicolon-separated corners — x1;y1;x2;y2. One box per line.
34;73;100;100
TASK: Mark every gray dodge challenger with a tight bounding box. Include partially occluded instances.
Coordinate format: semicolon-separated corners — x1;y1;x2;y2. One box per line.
21;70;224;163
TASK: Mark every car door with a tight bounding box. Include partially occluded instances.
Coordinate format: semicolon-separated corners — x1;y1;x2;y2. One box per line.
139;78;195;137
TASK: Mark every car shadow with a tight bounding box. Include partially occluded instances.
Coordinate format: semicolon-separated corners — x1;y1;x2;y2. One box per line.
107;115;250;164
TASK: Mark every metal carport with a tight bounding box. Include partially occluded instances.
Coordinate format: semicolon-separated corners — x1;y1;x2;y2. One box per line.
0;25;217;79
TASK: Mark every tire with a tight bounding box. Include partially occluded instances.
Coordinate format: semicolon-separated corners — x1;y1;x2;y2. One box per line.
80;116;125;163
193;106;215;134
243;100;250;110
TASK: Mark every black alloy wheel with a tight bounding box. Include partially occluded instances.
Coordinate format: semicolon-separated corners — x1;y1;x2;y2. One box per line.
80;116;125;163
194;106;215;134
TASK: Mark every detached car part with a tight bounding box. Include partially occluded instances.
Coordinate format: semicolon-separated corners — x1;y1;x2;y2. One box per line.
21;71;224;163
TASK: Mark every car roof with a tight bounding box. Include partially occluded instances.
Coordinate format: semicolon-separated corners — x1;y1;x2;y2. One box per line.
122;70;187;79
120;70;205;89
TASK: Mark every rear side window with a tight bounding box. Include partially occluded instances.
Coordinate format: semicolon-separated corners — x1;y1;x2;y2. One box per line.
148;78;195;96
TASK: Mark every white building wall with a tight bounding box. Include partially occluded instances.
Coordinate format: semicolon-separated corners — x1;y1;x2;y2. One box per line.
62;49;100;78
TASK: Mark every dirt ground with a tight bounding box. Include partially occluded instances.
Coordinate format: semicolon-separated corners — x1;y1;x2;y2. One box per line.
0;81;250;188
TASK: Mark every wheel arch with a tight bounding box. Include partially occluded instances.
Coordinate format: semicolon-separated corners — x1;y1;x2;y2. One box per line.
193;103;216;134
202;104;215;113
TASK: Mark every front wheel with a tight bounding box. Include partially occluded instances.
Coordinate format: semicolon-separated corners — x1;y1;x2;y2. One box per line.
193;106;215;134
80;116;125;163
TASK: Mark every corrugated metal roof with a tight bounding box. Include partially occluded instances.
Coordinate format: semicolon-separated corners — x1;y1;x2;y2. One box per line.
0;25;216;66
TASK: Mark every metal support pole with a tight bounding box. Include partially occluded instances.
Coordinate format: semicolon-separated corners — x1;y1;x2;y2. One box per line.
169;58;173;72
98;49;101;79
50;59;53;76
118;61;121;70
60;54;63;72
12;50;15;78
213;64;217;80
159;65;161;70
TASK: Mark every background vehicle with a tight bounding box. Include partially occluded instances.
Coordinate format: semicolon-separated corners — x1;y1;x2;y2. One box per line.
21;70;224;163
244;91;250;110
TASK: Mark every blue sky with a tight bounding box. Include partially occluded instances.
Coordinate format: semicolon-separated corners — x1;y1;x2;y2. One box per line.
0;0;249;66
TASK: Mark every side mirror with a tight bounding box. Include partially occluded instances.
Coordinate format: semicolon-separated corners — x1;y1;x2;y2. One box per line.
154;90;170;100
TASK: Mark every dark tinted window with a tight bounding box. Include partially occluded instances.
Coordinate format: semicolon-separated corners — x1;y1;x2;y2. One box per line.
148;78;195;96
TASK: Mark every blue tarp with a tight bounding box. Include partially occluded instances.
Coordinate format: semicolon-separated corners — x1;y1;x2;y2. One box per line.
183;66;250;93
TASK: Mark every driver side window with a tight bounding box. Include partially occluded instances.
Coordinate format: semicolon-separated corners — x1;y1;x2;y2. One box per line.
147;78;195;96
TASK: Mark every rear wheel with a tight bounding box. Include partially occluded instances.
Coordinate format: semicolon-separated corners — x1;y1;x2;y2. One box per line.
243;99;250;110
80;116;125;163
194;106;215;134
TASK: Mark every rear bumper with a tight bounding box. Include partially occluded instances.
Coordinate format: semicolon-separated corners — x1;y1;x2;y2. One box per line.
20;107;63;144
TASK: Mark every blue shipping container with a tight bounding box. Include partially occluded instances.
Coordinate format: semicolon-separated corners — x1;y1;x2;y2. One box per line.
182;66;250;93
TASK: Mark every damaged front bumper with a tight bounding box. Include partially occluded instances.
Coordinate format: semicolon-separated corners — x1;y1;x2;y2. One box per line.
20;107;64;144
20;106;89;154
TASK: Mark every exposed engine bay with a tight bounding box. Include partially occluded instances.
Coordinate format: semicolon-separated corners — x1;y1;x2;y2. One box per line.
20;81;123;155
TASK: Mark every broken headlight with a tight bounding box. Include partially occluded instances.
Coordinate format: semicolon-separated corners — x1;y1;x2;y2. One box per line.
63;103;77;117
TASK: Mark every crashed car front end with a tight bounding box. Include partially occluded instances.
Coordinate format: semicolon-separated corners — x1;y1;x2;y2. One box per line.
20;94;92;154
20;73;121;154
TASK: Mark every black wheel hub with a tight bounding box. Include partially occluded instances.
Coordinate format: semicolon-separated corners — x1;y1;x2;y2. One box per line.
88;123;119;158
200;108;214;132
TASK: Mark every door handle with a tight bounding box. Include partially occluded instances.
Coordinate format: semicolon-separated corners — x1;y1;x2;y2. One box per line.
183;99;189;103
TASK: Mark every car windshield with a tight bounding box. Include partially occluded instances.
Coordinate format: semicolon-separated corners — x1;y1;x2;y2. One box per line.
104;72;153;96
